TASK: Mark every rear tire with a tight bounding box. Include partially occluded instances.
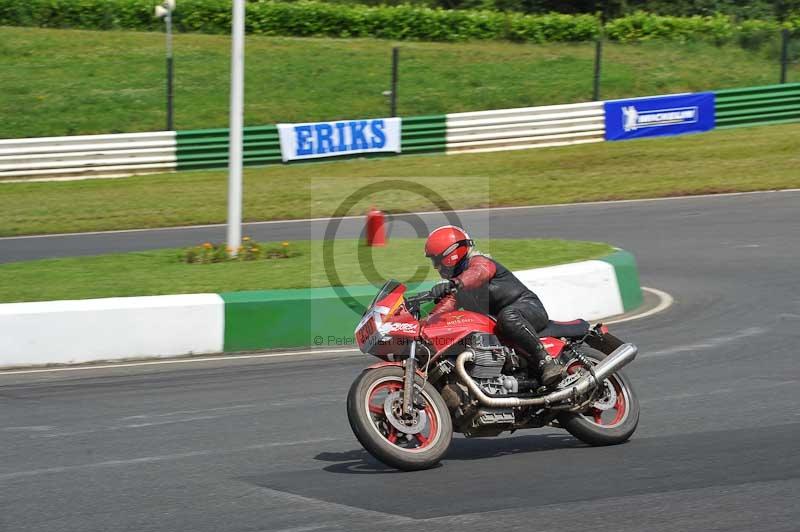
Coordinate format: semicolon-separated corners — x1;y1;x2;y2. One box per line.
347;366;452;471
557;351;640;446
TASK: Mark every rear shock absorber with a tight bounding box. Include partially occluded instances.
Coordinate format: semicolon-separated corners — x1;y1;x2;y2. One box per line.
569;346;597;380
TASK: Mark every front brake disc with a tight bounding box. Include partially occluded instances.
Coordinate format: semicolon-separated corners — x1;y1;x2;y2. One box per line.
383;391;427;435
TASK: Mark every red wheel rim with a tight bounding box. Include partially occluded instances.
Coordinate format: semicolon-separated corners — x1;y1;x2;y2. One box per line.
366;378;440;451
567;359;630;428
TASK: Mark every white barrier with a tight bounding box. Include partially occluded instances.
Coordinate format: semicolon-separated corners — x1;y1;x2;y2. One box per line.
0;257;634;368
514;260;623;321
445;101;605;154
0;294;224;368
0;131;177;179
1;101;607;180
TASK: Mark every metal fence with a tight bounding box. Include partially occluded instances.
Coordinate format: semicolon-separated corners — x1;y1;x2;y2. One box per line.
175;126;280;171
445;102;605;154
0;132;175;179
1;82;799;180
715;83;800;128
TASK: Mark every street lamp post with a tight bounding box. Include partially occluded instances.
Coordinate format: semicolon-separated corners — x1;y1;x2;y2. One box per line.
155;0;176;131
227;0;245;255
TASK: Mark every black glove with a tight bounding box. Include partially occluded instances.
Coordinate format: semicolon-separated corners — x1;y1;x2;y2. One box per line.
430;280;456;301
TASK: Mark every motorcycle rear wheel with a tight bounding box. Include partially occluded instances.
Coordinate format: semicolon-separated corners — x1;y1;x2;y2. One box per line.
347;366;452;471
557;350;639;446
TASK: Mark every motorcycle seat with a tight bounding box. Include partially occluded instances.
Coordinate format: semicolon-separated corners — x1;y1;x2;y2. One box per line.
538;319;590;339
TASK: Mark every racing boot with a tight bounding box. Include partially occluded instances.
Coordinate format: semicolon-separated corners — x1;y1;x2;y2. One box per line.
537;354;563;388
520;329;563;387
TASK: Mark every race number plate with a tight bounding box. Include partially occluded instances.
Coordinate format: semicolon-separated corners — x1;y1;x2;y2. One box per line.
355;313;381;353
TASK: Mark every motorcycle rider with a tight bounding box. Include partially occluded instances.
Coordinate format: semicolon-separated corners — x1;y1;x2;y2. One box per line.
425;225;563;387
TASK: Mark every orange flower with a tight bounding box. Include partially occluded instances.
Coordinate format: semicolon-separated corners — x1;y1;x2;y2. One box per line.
202;242;212;249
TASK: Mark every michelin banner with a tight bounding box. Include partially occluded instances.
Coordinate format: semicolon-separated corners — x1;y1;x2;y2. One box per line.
604;92;715;141
278;117;401;162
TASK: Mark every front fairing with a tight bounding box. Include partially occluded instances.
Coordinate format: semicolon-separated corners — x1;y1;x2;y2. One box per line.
355;280;420;358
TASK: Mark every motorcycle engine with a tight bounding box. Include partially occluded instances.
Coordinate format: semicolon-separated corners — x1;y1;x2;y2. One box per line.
462;333;517;436
468;333;519;395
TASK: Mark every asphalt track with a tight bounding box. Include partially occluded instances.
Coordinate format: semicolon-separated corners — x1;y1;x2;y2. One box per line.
1;190;799;532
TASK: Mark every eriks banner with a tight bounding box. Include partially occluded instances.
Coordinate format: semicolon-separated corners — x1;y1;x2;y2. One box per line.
278;117;401;162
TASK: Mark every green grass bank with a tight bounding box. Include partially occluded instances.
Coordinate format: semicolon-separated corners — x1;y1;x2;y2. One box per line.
0;239;614;303
1;26;797;139
2;123;799;237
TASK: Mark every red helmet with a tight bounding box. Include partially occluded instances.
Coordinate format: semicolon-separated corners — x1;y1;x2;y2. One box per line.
425;225;474;278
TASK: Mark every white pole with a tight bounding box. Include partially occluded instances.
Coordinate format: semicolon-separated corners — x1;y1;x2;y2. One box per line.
227;0;245;255
165;7;174;130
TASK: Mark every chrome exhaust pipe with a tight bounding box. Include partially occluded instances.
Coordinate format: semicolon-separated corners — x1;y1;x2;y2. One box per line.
454;343;638;408
591;342;638;382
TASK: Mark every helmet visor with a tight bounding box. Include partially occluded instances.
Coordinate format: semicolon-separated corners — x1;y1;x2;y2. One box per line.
425;239;473;278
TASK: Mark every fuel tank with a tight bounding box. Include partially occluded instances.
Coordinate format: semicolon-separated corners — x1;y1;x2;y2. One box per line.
421;310;498;353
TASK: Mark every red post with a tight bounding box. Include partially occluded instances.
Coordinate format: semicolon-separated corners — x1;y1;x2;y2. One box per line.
366;207;386;246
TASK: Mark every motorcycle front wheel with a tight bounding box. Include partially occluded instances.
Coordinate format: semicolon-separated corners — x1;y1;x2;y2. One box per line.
347;365;452;471
557;350;640;446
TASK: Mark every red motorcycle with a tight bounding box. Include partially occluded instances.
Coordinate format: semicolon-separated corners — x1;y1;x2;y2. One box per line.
347;280;640;471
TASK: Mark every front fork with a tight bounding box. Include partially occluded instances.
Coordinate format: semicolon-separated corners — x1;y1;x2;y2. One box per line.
402;340;417;416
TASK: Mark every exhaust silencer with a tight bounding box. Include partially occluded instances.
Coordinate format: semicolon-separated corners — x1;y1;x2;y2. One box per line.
454;343;638;408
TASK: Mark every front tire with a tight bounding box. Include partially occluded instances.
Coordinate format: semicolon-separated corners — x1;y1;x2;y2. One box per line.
557;351;640;446
347;366;453;471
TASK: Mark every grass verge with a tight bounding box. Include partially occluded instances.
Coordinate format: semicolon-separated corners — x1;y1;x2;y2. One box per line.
0;239;613;303
0;26;797;138
2;123;799;237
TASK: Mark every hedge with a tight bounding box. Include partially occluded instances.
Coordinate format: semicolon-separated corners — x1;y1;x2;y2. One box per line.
0;0;798;45
605;11;799;47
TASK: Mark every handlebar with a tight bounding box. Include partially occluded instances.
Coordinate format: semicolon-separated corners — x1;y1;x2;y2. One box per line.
404;291;432;320
405;284;459;307
404;284;461;319
405;291;433;306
